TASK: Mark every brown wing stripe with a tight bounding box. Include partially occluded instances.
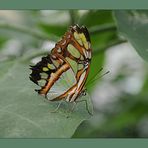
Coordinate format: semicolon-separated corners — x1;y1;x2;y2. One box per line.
38;63;70;95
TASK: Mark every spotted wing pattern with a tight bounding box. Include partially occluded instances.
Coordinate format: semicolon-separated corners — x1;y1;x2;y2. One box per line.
29;24;92;102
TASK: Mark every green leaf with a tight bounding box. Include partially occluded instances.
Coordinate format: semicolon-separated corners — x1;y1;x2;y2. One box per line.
73;95;148;138
142;75;148;93
86;52;105;91
79;10;114;27
0;60;93;138
114;10;148;62
0;60;15;78
38;24;67;37
91;31;118;51
0;36;8;48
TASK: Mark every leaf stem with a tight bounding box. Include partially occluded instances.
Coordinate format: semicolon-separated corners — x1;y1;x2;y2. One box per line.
69;10;77;25
89;23;117;35
21;50;49;62
0;22;55;41
22;39;127;62
93;39;127;54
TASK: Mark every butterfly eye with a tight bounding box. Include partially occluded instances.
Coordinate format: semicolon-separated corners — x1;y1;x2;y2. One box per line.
81;89;87;96
81;60;89;68
83;91;87;96
84;61;88;67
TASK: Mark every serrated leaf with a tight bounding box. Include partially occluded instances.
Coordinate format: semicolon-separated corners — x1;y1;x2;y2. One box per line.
0;60;93;138
114;10;148;62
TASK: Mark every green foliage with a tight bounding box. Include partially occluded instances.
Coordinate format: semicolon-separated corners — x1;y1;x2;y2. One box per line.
114;10;148;62
73;95;148;138
0;10;147;138
78;10;114;27
0;60;92;138
86;52;105;91
38;24;67;37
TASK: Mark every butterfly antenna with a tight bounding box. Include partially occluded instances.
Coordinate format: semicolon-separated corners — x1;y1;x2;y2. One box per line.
85;67;103;86
86;70;110;88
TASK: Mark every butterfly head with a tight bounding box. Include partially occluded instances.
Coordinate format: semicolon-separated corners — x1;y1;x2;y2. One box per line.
80;89;87;96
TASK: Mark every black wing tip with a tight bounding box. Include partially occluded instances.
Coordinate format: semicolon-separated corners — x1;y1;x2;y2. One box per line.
29;75;39;85
35;89;47;98
35;89;40;93
70;24;91;42
81;26;91;42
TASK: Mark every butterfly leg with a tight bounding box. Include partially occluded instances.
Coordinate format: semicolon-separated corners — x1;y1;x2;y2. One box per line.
70;101;77;113
66;101;77;118
50;101;63;113
75;99;93;116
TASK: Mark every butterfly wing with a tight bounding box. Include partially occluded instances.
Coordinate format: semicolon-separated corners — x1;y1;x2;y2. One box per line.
51;25;91;75
50;25;92;102
30;25;92;102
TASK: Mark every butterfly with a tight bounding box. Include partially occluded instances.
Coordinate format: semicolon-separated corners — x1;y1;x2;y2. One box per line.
29;24;92;114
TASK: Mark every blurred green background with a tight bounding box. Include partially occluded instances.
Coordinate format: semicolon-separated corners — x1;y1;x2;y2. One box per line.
0;10;148;138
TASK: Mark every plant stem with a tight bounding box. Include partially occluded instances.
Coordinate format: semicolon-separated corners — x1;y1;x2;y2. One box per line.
0;22;56;41
69;10;77;25
22;40;127;62
89;23;117;35
21;50;49;62
93;39;127;55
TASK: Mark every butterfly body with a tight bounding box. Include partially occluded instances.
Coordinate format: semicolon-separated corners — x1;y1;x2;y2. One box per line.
30;25;92;103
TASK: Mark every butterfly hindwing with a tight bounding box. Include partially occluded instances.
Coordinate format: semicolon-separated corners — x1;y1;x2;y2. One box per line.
30;55;56;86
